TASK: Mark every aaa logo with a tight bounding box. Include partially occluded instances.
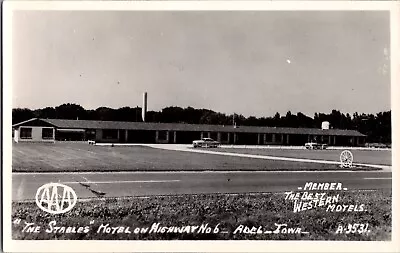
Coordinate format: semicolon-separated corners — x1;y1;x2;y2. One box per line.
35;183;77;214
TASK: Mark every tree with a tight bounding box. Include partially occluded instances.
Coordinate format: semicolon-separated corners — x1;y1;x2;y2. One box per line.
55;103;87;120
296;112;314;128
94;107;115;121
12;108;34;124
34;107;56;119
273;112;281;126
115;107;142;122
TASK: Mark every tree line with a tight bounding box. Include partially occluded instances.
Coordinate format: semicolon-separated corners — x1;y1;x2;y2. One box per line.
12;103;391;144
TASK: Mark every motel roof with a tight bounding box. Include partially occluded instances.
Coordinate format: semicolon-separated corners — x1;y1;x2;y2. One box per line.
13;118;366;137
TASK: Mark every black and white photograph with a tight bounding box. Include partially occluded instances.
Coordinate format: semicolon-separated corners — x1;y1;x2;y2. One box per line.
3;1;399;252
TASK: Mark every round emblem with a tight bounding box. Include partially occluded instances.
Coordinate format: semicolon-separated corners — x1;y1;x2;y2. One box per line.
35;183;77;214
340;150;353;168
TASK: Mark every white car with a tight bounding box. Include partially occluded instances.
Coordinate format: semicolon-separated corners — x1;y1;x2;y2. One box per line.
305;142;327;150
193;138;220;148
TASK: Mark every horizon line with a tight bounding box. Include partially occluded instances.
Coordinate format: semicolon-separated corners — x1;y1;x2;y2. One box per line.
12;103;391;120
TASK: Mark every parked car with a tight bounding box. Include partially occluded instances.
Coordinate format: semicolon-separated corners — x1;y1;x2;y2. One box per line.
193;138;220;148
365;143;390;148
305;142;327;150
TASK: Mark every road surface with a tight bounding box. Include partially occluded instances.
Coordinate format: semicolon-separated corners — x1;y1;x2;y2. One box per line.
12;171;392;201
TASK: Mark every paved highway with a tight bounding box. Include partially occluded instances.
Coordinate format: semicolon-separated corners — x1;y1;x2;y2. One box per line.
12;170;392;201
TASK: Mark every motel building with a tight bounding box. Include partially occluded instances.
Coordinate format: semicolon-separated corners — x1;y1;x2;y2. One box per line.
12;118;366;146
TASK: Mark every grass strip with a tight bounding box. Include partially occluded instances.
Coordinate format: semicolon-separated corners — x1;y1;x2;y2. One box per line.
12;190;391;240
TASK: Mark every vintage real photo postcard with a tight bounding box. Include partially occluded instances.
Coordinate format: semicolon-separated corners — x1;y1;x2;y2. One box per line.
2;1;399;252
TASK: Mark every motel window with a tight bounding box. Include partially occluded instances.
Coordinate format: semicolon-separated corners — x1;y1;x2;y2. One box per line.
102;129;118;139
202;132;211;138
210;132;218;140
42;128;54;139
321;135;329;143
86;129;96;140
265;134;273;142
20;128;32;139
158;131;168;140
221;133;229;142
86;130;96;135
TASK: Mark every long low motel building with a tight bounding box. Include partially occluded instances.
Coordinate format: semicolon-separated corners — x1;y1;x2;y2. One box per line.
12;118;366;146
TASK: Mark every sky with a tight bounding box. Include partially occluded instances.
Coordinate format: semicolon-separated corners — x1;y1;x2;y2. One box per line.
12;11;391;117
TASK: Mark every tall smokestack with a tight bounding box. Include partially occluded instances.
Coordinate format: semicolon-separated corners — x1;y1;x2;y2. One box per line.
142;92;147;122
